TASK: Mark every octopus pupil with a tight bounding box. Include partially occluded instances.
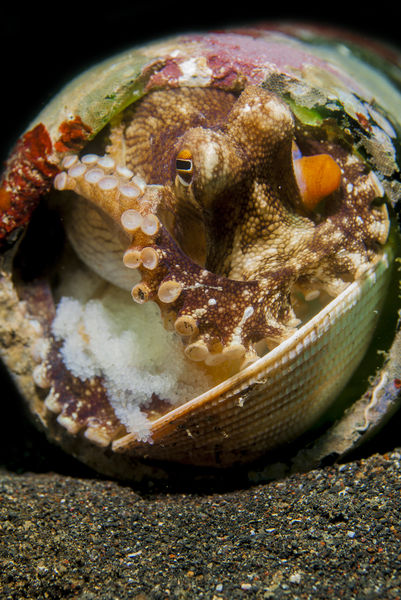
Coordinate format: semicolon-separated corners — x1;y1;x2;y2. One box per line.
176;159;192;172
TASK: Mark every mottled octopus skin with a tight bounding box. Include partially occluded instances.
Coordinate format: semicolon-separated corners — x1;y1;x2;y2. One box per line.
55;85;389;367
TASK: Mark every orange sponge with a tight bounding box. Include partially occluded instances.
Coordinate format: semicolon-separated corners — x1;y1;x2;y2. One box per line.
293;154;342;210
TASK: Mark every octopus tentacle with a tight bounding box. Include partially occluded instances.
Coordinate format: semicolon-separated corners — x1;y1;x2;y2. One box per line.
127;225;299;365
53;85;390;369
54;156;299;366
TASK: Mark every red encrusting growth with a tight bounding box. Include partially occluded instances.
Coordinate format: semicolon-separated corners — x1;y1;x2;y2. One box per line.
0;116;93;247
54;116;92;153
145;59;183;90
0;189;12;212
0;123;59;244
356;112;373;132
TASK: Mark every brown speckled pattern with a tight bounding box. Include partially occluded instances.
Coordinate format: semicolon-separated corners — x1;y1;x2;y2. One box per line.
58;86;389;365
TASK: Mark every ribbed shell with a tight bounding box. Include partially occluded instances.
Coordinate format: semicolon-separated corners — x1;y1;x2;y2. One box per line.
113;247;393;466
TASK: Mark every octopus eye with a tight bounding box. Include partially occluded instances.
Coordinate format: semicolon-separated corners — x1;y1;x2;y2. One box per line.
176;148;193;186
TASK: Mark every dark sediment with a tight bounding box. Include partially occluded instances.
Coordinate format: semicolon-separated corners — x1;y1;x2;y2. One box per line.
2;362;401;599
1;450;401;599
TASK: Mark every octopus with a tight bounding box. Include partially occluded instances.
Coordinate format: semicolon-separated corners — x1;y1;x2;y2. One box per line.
53;85;389;369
